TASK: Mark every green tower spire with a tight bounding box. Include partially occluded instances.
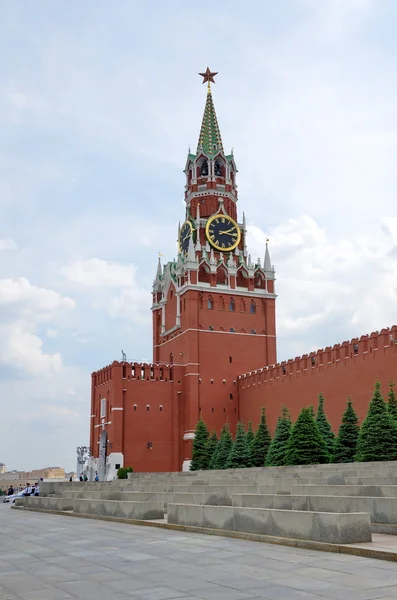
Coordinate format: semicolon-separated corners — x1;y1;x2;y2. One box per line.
197;67;224;156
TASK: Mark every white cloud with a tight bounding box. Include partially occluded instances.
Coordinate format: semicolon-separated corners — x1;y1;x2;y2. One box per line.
63;258;137;287
0;277;75;375
21;404;80;424
248;214;397;361
0;321;62;375
63;258;150;324
0;237;17;251
0;277;75;315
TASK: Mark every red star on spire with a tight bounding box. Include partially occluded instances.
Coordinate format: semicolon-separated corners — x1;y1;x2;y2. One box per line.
199;67;218;84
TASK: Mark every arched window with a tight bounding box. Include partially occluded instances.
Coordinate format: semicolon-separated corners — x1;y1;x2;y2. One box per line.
214;161;222;176
201;160;208;176
229;298;235;312
219;296;225;310
208;296;213;310
250;300;256;314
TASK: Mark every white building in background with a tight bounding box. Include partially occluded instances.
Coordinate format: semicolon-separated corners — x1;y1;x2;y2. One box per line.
0;463;6;474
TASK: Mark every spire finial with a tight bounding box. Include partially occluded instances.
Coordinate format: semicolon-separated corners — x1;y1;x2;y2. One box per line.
264;239;272;272
199;67;218;90
155;253;162;279
197;69;223;155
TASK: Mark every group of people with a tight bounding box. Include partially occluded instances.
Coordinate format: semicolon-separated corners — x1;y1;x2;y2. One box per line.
6;482;39;496
68;471;99;482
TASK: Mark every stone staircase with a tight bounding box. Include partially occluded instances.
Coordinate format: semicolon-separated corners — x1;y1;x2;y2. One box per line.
14;461;397;546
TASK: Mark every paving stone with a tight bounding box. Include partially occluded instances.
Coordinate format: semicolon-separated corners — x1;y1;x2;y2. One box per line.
2;503;397;600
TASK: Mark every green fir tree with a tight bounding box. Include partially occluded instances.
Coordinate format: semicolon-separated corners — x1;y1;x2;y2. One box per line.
250;408;272;467
226;422;252;468
387;381;397;422
246;420;254;448
205;431;218;469
315;393;335;460
265;405;292;466
190;418;210;471
210;422;233;469
284;406;329;465
333;398;360;463
355;381;397;462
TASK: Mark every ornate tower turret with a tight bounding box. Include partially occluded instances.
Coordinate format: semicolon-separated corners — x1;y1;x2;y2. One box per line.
184;68;239;224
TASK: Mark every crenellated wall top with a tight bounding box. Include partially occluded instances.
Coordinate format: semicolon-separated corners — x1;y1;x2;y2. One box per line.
238;325;397;381
92;361;175;384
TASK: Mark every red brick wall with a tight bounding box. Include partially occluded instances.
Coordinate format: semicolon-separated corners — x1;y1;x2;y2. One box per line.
238;326;397;434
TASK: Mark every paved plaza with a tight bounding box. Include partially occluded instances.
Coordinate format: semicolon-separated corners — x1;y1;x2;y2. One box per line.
1;504;397;600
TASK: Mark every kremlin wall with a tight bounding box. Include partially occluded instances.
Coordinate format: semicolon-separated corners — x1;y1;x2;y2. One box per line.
239;325;397;431
91;326;397;477
89;71;397;478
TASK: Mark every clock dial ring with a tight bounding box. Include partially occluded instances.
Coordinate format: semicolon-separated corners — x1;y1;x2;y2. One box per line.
205;214;241;252
179;220;193;255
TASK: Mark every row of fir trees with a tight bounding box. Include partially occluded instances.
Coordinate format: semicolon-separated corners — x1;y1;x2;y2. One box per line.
190;381;397;470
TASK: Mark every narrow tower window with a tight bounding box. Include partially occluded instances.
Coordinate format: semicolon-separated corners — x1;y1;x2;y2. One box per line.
250;300;256;314
208;297;214;310
229;298;235;312
214;161;222;176
201;160;208;176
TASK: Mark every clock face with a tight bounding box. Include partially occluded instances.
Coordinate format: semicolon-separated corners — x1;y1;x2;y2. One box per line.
179;220;193;255
205;214;241;252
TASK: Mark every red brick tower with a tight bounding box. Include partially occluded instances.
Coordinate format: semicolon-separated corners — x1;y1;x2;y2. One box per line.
152;68;277;468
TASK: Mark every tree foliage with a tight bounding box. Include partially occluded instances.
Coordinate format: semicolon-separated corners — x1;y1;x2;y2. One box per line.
265;405;292;466
387;381;397;421
205;431;218;469
190;418;210;471
250;408;272;467
284;407;329;465
117;466;133;479
355;381;397;462
246;420;254;449
226;421;252;468
333;398;360;463
210;422;233;469
315;393;335;460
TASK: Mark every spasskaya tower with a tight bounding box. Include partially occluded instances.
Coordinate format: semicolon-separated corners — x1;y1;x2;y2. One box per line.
152;68;277;469
89;69;277;476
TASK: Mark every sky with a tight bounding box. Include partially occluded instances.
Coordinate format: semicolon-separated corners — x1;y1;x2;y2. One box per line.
1;0;397;471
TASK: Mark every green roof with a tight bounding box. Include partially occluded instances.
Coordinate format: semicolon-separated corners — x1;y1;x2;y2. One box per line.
197;86;224;156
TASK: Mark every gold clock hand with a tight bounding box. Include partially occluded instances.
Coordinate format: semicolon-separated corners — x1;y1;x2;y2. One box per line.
220;228;237;235
220;230;238;237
